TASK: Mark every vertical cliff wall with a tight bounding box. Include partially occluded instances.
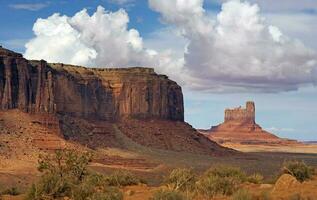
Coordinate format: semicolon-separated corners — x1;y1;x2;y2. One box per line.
0;47;184;121
0;48;54;113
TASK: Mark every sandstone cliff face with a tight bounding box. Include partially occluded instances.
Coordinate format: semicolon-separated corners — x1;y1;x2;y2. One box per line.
0;47;232;156
0;47;184;121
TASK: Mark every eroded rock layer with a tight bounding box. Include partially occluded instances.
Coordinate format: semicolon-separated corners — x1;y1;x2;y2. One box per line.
0;47;183;121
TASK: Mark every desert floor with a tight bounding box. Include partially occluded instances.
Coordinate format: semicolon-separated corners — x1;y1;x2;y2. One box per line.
222;143;317;154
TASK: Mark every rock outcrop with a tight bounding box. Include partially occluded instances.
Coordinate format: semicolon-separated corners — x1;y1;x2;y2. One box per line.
0;46;232;155
199;101;299;145
0;46;183;121
272;174;300;194
225;101;255;124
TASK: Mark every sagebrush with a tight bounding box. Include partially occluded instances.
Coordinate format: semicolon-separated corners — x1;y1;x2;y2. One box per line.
25;150;123;200
282;161;314;182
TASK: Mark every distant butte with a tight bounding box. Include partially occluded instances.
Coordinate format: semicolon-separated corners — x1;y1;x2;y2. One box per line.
199;101;299;145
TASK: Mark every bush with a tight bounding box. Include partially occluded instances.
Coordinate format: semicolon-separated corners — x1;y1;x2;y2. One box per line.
25;173;72;200
196;166;246;198
84;173;108;187
197;175;238;198
165;168;196;192
150;189;185;200
25;150;123;200
1;187;20;196
38;149;92;182
105;170;141;186
247;173;264;184
282;161;314;182
205;166;246;181
231;189;252;200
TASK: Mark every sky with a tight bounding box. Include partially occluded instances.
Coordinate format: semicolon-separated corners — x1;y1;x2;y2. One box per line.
0;0;316;141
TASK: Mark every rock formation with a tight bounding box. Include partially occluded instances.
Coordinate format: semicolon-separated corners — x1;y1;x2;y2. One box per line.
0;46;231;155
225;101;255;124
0;46;183;121
199;101;299;145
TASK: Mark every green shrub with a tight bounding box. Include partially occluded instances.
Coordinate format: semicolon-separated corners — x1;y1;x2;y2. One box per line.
231;189;252;200
38;149;92;182
105;170;140;186
165;168;196;192
150;189;185;200
25;173;72;200
197;166;246;198
247;173;264;184
72;183;94;200
84;173;107;187
1;187;20;196
25;150;123;200
282;161;314;182
197;175;239;198
205;165;246;181
196;166;246;198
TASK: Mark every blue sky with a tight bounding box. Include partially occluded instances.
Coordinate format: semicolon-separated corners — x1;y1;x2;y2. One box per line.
0;0;316;141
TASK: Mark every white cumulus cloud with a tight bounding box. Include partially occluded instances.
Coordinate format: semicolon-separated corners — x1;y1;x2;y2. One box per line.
24;6;172;69
149;0;317;92
25;1;317;93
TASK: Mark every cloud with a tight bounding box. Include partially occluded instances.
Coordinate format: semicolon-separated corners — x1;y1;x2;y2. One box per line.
244;0;317;13
207;0;317;13
24;1;317;93
265;13;317;50
144;28;187;58
24;6;182;79
9;3;49;11
25;6;149;67
149;0;317;93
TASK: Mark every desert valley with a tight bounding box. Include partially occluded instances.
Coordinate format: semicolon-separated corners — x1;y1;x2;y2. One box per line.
1;0;317;199
0;46;317;200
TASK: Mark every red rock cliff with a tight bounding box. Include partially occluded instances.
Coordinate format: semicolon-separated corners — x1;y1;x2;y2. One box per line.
0;47;184;121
